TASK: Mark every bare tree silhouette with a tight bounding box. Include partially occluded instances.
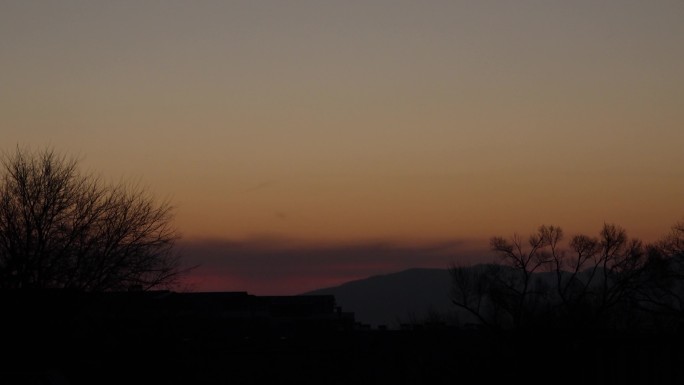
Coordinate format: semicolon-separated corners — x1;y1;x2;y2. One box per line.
636;222;684;328
451;223;652;330
0;147;183;291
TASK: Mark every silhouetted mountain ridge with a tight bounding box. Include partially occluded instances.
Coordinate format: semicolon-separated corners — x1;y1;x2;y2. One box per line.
305;263;646;329
302;268;455;327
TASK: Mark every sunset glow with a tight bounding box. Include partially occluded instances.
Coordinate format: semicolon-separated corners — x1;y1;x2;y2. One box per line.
2;1;683;293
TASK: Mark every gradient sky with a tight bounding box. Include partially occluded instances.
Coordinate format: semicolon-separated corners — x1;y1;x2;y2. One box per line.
2;1;684;293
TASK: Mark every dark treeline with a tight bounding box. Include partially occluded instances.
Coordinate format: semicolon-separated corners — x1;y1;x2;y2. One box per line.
451;222;684;332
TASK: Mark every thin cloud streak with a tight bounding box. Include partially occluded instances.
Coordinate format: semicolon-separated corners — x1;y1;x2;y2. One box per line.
178;238;491;295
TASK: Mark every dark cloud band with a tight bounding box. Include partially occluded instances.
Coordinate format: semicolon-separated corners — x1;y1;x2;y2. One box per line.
178;238;490;295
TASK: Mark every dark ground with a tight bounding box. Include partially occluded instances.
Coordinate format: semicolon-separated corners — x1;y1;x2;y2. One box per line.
3;290;684;385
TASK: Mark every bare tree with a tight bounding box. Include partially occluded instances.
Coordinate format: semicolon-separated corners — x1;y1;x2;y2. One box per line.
635;222;684;327
549;224;645;328
449;263;499;329
450;226;560;329
0;147;184;291
451;223;648;330
488;225;561;327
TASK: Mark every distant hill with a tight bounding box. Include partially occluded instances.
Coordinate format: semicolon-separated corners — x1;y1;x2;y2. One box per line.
306;264;619;329
302;268;455;328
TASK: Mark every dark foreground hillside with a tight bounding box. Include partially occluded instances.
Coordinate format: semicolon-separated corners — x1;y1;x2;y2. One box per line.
3;290;684;385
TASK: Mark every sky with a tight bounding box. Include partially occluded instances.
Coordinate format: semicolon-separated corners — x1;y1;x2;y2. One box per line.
2;1;684;294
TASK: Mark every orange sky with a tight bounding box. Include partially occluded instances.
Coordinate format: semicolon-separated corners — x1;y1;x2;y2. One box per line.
2;1;684;247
